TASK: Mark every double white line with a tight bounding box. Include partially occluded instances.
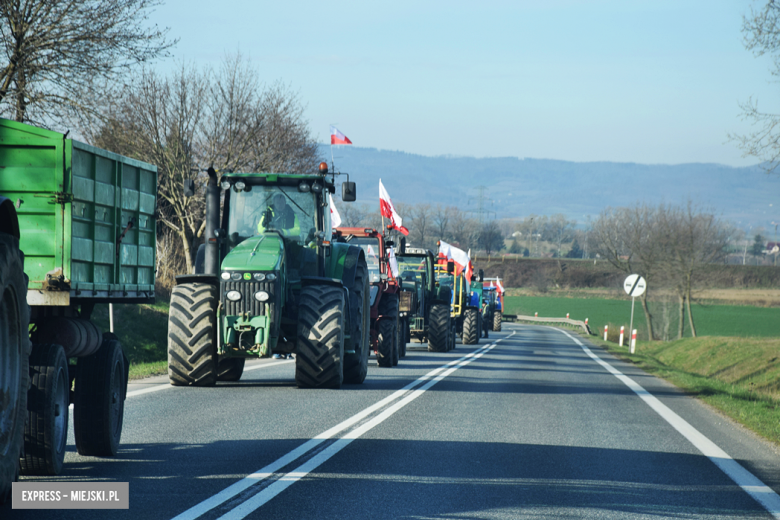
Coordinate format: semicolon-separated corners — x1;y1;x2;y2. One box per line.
171;333;514;520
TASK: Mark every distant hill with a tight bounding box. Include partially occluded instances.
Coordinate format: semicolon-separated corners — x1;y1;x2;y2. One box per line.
320;145;780;228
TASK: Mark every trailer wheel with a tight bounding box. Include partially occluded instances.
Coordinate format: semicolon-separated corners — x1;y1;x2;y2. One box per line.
376;294;398;367
344;260;370;384
427;303;450;352
462;308;479;345
0;235;31;501
20;344;69;475
295;285;344;389
493;310;502;331
168;283;217;387
73;339;126;457
217;357;245;382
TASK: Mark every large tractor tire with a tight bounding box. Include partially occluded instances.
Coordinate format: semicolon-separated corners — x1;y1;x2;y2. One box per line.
376;294;399;367
217;357;245;382
344;260;370;384
0;234;31;501
295;285;345;389
20;344;69;476
168;283;218;387
493;310;502;331
428;303;451;352
398;316;408;358
73;338;126;456
462;308;479;345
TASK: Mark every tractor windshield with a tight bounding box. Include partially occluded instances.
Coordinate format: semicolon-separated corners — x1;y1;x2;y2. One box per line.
349;237;382;283
397;257;427;283
227;185;318;245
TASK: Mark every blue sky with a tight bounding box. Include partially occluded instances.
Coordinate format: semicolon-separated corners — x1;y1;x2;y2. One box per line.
146;0;777;166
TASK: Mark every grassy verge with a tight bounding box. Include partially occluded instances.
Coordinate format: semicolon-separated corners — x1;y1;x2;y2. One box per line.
89;302;170;380
504;295;780;339
588;334;780;446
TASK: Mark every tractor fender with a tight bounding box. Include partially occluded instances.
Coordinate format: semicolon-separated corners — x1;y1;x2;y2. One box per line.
431;285;452;306
327;242;365;289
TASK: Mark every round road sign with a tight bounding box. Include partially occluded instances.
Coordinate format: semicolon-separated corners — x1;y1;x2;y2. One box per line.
623;274;646;297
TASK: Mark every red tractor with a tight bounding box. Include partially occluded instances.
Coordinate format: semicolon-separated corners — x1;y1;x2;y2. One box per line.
333;228;403;367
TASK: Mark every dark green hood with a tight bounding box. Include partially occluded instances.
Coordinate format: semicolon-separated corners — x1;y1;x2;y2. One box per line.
221;234;283;271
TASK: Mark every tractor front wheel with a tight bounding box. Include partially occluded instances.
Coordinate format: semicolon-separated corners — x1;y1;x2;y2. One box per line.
428;304;450;353
168;283;218;387
344;261;370;384
462;308;479;345
376;294;398;367
493;310;502;331
295;285;345;389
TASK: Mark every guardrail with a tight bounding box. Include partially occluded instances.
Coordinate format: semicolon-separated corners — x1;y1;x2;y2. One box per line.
502;314;592;335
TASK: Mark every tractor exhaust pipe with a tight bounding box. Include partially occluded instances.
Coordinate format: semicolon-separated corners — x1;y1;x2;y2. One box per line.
205;167;220;275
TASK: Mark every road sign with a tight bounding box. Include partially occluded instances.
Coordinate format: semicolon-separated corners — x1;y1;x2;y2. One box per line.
623;274;646;297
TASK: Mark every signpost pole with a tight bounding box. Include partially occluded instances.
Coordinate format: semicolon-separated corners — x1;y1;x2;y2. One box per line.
628;296;635;349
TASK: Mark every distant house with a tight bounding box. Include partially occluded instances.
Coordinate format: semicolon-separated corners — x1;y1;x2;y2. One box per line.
766;242;780;254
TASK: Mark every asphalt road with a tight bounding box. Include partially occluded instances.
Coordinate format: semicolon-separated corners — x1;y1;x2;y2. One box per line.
6;324;780;519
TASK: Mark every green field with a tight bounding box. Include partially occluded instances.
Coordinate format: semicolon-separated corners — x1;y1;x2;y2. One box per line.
505;295;780;339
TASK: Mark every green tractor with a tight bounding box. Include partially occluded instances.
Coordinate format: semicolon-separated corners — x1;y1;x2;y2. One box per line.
396;245;454;352
167;163;370;389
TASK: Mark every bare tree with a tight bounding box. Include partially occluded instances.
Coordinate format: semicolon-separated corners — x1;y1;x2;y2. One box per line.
407;203;432;250
432;204;453;243
88;55;322;277
731;1;780;172
0;0;174;126
478;220;505;255
449;207;478;252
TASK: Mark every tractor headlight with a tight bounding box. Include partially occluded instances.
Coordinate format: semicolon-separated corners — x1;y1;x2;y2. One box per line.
226;291;242;301
311;183;323;193
221;272;231;280
220;179;232;190
266;273;277;281
253;273;266;281
298;181;311;193
254;291;270;302
231;272;242;281
234;181;246;192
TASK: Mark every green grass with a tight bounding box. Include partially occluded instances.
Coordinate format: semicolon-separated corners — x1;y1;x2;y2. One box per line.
505;295;780;339
89;302;170;380
592;335;780;445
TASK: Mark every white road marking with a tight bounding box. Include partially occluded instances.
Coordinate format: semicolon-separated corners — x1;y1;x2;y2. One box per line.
559;328;780;519
171;333;514;520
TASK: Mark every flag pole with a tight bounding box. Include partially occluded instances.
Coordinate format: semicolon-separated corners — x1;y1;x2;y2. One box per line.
330;143;335;172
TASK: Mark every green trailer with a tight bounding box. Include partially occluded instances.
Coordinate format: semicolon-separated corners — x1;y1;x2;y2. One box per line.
0;118;157;495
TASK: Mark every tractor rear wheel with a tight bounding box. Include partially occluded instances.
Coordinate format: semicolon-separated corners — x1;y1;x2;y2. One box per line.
0;235;31;501
168;283;218;387
73;338;126;456
217;357;245;382
462;308;479;345
376;294;398;367
427;303;450;352
344;261;370;384
493;310;502;331
21;344;69;475
295;285;344;389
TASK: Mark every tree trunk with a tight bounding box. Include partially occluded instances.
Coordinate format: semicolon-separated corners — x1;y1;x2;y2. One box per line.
677;293;685;340
640;291;655;340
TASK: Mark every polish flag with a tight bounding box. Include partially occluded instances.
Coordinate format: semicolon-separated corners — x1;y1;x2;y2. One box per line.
496;279;504;295
438;240;471;282
379;179;409;236
330;126;352;145
329;194;342;228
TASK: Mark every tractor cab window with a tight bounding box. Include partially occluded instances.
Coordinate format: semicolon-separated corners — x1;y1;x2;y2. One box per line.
350;237;382;283
227;185;319;246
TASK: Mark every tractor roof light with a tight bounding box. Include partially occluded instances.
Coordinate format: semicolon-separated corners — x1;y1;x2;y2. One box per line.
220;179;232;190
319;162;328;174
298;181;311;193
234;181;246;192
311;183;323;193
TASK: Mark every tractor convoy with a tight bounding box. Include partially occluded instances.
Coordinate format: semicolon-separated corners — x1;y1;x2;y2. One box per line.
0;119;507;499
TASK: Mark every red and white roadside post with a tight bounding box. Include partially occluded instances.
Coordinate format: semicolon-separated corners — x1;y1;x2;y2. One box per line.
603;325;608;341
585;318;588;326
619;326;625;347
630;329;637;354
534;312;538;317
566;313;569;319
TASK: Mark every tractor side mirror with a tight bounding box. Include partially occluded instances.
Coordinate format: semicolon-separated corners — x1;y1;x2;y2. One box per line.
447;261;455;274
479;269;484;282
183;179;195;198
399;237;406;253
342;181;357;202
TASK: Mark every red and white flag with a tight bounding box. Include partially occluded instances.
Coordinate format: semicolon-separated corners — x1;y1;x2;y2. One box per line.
438;240;471;282
496;279;504;295
330;126;352;145
329;193;342;228
387;247;400;278
379;179;409;236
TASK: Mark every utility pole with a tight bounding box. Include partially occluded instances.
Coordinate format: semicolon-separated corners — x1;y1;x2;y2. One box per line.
468;185;496;224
